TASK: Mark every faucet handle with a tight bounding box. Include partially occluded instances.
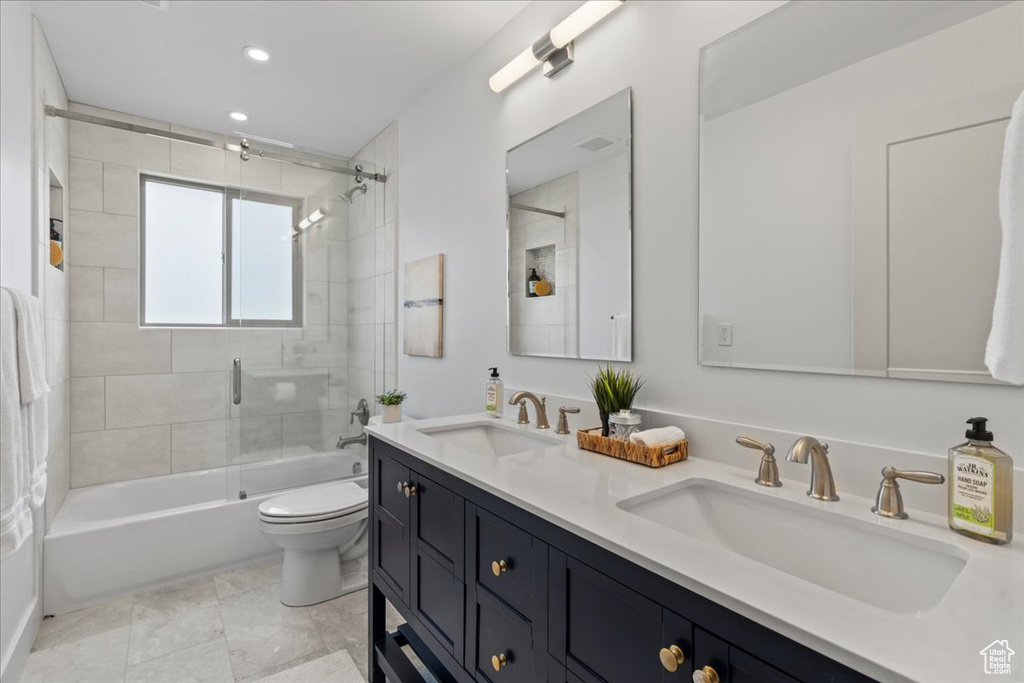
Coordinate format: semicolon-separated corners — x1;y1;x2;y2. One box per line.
556;407;581;435
871;466;945;519
736;437;781;488
515;399;530;425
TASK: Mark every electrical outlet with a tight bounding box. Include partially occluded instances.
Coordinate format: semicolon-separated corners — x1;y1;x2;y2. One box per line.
717;323;733;346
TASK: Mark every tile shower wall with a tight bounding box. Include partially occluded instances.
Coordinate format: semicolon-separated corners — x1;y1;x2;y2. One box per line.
344;123;398;431
66;104;395;487
509;172;579;356
33;18;71;526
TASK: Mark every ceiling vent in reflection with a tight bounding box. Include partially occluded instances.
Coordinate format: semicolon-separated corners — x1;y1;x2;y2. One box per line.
137;0;170;10
573;133;618;152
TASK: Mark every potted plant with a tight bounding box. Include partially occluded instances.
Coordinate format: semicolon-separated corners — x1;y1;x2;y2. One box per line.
587;365;645;437
376;390;407;424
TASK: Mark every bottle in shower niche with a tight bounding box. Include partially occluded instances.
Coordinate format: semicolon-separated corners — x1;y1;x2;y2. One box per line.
485;367;503;418
528;268;540;297
948;417;1013;544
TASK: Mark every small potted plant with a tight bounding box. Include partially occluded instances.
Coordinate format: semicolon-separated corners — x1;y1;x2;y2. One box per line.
587;365;644;437
376;390;407;424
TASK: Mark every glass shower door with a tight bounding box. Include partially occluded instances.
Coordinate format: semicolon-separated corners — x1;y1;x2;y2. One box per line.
230;143;378;499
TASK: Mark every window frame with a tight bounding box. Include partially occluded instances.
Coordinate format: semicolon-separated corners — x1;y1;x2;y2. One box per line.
139;174;304;329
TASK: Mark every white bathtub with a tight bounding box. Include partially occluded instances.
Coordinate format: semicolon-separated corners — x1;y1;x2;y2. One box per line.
43;450;367;615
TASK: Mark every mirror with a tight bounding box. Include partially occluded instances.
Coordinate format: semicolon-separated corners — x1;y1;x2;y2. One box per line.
507;89;632;360
699;1;1022;384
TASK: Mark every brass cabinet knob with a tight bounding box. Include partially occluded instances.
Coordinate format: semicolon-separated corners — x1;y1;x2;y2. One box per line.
396;481;405;493
491;559;508;577
491;652;508;672
692;665;720;683
659;645;685;673
403;484;417;498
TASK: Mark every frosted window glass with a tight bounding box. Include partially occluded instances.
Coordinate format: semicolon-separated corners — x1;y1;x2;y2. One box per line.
143;181;223;325
230;198;295;321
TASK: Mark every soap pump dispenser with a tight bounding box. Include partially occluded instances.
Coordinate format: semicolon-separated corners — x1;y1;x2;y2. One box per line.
948;417;1013;544
485;367;503;418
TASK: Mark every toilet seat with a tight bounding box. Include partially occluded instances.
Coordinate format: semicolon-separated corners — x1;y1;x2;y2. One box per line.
258;481;368;525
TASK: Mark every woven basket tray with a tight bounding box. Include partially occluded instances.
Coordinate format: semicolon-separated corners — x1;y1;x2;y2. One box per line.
576;428;688;468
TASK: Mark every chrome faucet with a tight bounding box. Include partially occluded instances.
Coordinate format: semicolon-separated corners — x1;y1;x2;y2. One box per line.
337;433;367;449
787;436;839;501
338;398;370;449
507;391;550;429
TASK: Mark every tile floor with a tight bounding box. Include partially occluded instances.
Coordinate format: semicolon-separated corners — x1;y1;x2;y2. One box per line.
21;556;398;683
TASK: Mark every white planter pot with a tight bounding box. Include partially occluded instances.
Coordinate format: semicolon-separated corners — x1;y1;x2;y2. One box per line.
382;404;402;423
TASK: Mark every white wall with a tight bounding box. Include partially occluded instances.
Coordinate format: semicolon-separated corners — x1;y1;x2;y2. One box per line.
1;2;40;679
577;153;629;359
397;0;1024;458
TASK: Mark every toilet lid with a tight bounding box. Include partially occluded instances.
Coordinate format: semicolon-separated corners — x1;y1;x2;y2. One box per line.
258;481;367;519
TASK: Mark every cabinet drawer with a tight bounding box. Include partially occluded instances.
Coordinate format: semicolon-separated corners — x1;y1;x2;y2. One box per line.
693;628;799;683
474;592;542;683
475;508;542;621
412;473;464;577
375;450;410;525
411;547;465;664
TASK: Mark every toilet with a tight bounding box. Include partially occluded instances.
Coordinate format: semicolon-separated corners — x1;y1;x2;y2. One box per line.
258;480;369;607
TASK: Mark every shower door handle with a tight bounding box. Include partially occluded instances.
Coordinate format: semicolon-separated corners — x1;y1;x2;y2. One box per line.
233;358;242;405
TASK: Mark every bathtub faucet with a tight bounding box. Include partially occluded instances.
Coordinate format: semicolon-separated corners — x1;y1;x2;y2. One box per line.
337;433;367;449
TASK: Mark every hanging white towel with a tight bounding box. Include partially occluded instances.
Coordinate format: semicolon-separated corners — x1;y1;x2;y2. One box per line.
1;291;33;559
6;287;49;403
611;314;631;361
985;90;1024;385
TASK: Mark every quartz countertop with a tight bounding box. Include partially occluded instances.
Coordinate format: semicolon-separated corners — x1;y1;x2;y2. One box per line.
366;413;1024;683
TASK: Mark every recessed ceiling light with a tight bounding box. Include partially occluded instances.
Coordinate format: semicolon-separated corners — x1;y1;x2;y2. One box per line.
244;46;271;62
228;111;249;122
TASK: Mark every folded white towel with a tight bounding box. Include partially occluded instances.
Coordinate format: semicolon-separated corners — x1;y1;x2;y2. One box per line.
1;291;33;559
630;426;686;448
986;89;1024;384
5;287;49;403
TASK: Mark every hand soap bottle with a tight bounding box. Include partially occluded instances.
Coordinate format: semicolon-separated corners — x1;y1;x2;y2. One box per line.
485;367;503;418
948;417;1013;544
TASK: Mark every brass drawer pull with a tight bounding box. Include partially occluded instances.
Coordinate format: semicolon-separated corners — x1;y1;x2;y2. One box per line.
491;559;508;577
491;652;508;672
692;665;720;683
404;484;417;498
659;645;685;673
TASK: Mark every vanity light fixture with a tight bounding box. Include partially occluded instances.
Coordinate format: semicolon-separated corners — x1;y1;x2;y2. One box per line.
228;111;249;122
243;46;271;62
488;0;624;93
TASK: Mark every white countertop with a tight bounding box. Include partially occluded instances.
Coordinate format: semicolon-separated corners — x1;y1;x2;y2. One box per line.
367;413;1024;683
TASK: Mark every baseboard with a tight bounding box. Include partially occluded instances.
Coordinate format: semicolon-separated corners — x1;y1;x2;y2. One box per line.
0;595;40;683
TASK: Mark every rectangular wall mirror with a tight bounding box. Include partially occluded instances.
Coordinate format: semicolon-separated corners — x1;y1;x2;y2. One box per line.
698;0;1022;384
507;88;632;361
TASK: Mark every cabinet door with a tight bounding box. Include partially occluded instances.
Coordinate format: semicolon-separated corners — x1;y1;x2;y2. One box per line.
411;545;465;665
554;556;666;683
411;472;464;579
372;450;410;602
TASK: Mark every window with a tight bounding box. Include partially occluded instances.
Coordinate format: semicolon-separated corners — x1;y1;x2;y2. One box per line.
140;175;303;327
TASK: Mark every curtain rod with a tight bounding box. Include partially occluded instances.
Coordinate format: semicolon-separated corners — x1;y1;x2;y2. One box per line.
44;106;386;183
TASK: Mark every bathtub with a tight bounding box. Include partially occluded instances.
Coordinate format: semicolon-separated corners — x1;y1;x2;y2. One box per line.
43;449;367;615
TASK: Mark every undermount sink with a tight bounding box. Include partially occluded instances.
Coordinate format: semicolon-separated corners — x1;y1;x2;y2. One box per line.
618;479;968;614
418;421;563;457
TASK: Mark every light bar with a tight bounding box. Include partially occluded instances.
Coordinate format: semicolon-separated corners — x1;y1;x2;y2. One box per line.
489;1;624;93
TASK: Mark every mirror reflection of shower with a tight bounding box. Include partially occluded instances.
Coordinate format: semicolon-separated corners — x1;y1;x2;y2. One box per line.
340;183;367;203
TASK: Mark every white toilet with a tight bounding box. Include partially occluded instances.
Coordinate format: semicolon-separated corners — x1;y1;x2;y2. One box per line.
258;480;369;607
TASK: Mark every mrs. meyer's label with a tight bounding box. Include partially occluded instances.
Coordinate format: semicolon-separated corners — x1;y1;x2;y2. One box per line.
952;455;995;536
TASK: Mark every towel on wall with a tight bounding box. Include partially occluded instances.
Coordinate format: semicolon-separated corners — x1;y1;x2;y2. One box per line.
985;89;1024;385
612;314;631;361
0;288;50;560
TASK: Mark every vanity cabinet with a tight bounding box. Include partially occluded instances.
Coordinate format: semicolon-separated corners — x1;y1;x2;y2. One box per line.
369;438;874;683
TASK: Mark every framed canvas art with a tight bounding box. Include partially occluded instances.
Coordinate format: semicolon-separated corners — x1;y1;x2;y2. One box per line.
404;254;444;358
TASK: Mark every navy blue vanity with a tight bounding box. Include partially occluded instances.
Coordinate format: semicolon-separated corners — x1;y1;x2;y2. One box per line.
368;437;875;683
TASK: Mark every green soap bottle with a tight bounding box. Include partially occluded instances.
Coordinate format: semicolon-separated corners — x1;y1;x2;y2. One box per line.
948;417;1013;545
